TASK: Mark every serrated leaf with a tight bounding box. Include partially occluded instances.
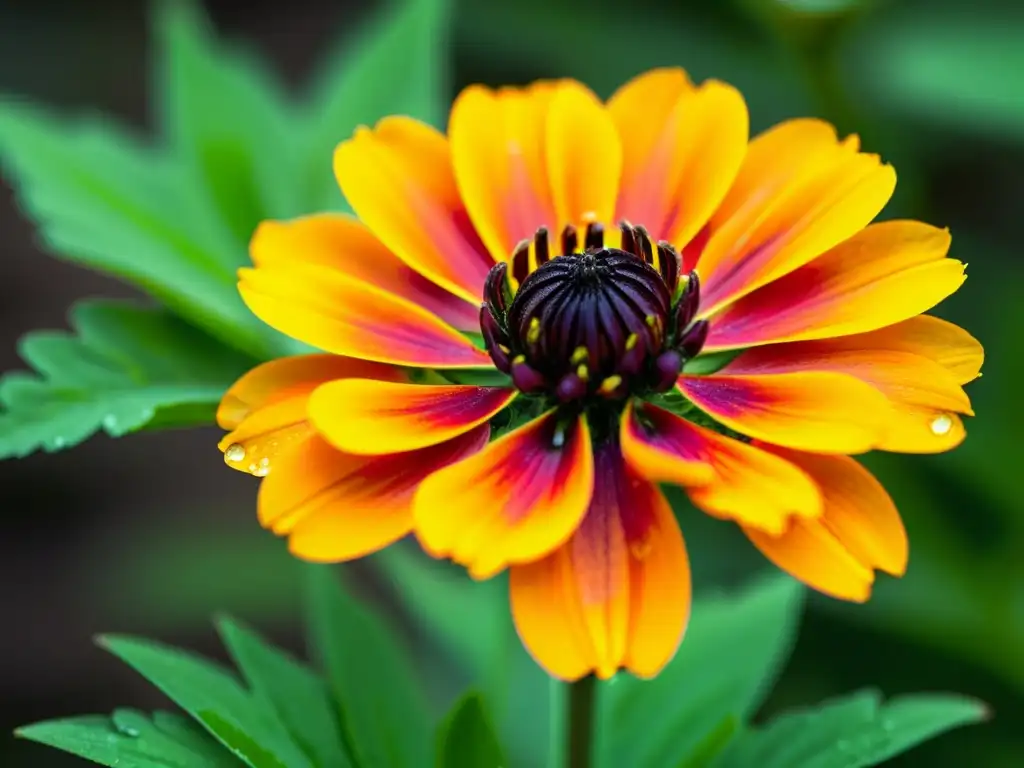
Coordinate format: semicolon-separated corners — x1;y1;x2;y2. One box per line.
435;692;506;768
0;101;274;359
597;576;804;768
15;709;236;767
154;0;304;239
302;0;452;209
716;689;989;768
371;544;549;768
305;564;432;768
0;300;254;459
216;615;350;768
372;542;507;682
98;634;313;768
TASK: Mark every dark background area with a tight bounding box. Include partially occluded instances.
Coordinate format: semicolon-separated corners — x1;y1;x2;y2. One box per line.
2;0;1022;765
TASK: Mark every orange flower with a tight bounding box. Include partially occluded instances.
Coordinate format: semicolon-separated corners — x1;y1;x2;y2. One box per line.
218;69;982;681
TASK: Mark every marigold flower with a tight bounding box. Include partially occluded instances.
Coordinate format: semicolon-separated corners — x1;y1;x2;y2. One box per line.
217;69;982;681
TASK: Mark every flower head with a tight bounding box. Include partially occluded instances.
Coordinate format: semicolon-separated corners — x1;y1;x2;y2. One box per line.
218;69;982;681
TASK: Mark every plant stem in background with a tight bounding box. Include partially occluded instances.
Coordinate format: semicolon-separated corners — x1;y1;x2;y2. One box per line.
567;675;597;768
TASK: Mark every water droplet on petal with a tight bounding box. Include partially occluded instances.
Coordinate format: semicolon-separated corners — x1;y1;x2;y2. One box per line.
224;443;246;463
252;457;271;477
930;414;953;436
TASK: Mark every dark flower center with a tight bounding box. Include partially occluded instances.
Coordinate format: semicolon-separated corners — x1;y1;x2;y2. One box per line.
480;222;709;404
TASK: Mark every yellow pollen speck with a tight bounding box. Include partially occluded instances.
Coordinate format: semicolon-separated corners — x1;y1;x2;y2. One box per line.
930;414;954;436
512;354;526;365
625;333;638;351
599;375;622;394
571;346;589;364
224;443;246;463
498;344;510;354
576;364;589;381
527;317;541;344
645;315;658;328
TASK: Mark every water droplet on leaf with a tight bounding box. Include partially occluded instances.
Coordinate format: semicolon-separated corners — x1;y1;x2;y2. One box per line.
114;722;141;738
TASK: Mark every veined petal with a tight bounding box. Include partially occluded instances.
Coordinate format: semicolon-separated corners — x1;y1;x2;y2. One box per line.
705;221;966;350
696;122;896;316
450;82;560;261
239;264;492;368
414;410;593;579
621;402;820;533
609;69;748;246
259;428;490;562
308;379;516;455
546;81;622;231
743;446;907;601
724;343;974;453
744;517;874;602
217;354;401;430
510;442;689;681
334;117;493;304
678;371;891;454
811;315;984;385
251;214;478;330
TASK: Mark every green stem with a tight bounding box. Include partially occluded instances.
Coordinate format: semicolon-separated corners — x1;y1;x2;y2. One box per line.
566;675;597;768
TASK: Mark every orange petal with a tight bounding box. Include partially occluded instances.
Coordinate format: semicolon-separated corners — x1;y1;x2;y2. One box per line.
546;81;622;231
621;402;820;533
705;221;967;350
696;121;896;316
678;371;891;453
250;214;478;330
239;264;492;368
744;518;874;602
308;379;516;455
217;354;401;430
743;446;907;601
609;69;748;245
724;343;974;453
814;315;984;385
334;117;493;304
510;443;689;680
258;429;489;561
414;410;594;579
450;82;560;261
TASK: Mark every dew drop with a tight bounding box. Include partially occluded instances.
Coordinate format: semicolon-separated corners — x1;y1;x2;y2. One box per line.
103;414;118;431
52;436;66;450
224;443;246;463
930;414;953;436
836;739;851;753
114;722;140;738
252;457;271;477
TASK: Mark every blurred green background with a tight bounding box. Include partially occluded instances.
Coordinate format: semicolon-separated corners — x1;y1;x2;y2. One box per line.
1;0;1020;765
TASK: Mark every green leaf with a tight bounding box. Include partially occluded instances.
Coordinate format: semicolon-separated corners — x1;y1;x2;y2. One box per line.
154;0;304;239
98;635;313;768
302;0;452;209
372;543;507;683
0;101;274;359
371;544;550;768
716;689;989;768
0;300;254;459
597;576;804;768
435;692;506;768
16;709;236;767
305;564;433;768
216;616;351;768
847;9;1024;142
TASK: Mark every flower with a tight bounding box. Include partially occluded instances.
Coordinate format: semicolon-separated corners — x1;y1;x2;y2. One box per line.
218;68;982;681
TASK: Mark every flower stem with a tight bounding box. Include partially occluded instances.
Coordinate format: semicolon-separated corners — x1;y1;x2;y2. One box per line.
566;675;597;768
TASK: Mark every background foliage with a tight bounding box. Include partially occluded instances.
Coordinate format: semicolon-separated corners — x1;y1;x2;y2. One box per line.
0;0;1020;764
